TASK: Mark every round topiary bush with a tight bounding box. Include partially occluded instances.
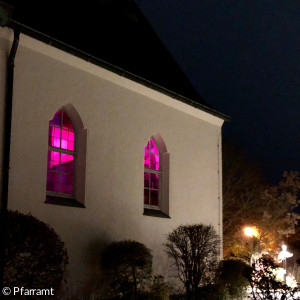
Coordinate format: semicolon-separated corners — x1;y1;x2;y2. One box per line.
3;210;68;293
101;240;152;299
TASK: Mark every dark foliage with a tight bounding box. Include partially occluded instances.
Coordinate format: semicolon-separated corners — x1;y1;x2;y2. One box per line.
249;255;300;300
3;210;68;297
223;143;300;260
101;240;153;300
216;259;251;298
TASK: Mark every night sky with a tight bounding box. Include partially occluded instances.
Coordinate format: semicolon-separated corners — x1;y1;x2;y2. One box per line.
136;1;300;184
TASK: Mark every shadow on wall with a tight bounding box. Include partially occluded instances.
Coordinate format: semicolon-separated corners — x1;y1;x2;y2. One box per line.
81;238;112;298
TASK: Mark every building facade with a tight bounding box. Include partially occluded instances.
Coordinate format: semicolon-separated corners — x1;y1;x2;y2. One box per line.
0;25;226;294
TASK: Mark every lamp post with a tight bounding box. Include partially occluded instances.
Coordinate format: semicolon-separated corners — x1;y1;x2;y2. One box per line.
243;226;259;265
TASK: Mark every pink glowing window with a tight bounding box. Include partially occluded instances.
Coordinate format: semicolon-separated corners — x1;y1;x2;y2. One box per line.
47;110;75;196
144;138;160;208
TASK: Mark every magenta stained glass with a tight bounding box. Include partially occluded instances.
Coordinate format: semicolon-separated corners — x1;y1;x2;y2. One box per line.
47;110;75;195
144;138;159;171
150;190;159;206
144;138;160;207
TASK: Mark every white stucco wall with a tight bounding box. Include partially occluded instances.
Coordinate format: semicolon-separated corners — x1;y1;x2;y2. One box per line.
1;27;224;295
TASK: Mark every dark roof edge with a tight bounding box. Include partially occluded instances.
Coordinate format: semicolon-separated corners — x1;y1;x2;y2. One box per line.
8;19;230;121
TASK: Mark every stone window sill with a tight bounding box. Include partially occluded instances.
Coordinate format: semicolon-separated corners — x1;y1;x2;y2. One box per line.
45;195;85;208
143;208;170;219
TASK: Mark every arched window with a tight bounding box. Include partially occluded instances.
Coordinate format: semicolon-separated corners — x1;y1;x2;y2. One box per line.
144;137;160;208
144;135;169;217
46;105;86;207
47;110;75;195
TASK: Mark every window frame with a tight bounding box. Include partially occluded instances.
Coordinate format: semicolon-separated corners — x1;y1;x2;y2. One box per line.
45;104;87;208
144;170;162;211
143;134;170;218
47;111;76;198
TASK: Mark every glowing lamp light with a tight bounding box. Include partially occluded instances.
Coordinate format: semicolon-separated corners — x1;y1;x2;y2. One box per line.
278;244;293;261
244;226;259;237
274;267;286;282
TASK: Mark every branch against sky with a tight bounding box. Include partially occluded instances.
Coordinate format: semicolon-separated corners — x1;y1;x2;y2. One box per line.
223;143;267;238
223;143;300;259
164;224;220;299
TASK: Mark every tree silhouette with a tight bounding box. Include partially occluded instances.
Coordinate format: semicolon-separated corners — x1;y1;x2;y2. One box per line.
164;224;219;300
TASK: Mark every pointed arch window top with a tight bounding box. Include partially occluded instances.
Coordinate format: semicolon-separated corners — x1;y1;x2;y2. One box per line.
144;138;160;171
144;138;159;154
49;110;74;130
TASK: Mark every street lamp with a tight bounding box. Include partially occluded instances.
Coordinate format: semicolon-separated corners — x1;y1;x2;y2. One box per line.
244;226;259;238
278;244;293;283
278;245;293;269
243;226;259;265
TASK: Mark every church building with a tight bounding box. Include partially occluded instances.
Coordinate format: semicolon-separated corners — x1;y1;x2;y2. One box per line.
0;0;229;294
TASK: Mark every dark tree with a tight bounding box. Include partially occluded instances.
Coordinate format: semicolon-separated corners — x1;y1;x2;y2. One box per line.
223;143;300;260
222;143;267;258
164;224;220;300
101;240;152;300
3;210;68;297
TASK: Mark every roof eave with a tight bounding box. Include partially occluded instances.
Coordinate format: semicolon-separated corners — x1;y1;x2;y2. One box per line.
8;19;231;122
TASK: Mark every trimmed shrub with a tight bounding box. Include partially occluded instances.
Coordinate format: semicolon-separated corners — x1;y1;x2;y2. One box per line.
101;240;152;300
3;210;68;296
